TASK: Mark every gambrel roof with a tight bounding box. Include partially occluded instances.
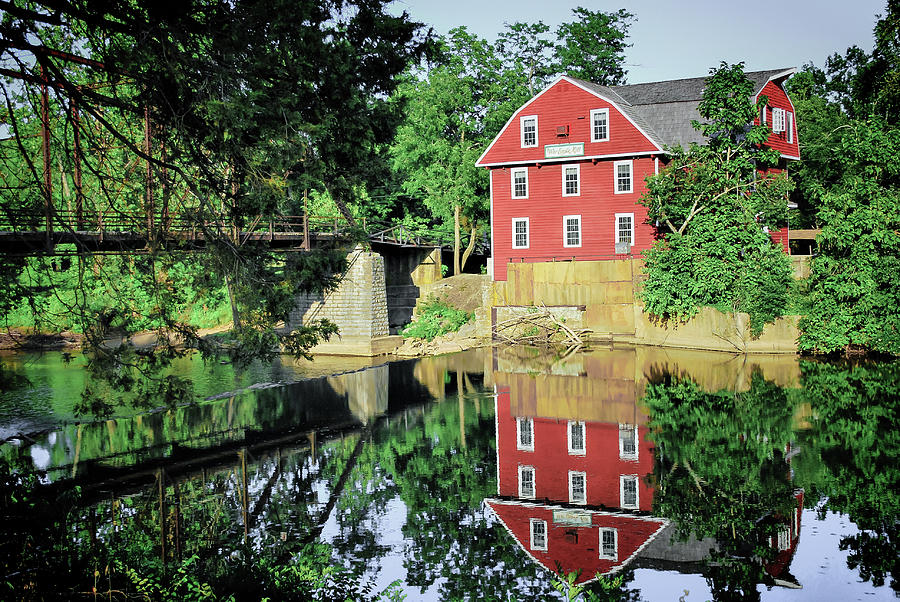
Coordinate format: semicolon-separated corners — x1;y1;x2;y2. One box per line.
569;68;795;150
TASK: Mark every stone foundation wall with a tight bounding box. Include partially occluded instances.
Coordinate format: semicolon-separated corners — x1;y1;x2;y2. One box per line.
289;245;389;338
490;259;801;354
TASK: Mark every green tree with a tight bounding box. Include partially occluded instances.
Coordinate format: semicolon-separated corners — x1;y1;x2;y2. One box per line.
0;0;431;379
798;118;900;355
640;62;793;334
391;28;525;275
554;8;635;85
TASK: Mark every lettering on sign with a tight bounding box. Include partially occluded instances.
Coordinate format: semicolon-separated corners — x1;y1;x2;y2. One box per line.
544;142;584;159
553;509;592;526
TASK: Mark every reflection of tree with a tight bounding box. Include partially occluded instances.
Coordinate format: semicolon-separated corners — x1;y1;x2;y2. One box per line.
644;374;799;600
794;361;900;593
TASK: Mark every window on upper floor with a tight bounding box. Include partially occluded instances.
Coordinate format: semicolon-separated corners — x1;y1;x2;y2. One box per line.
787;112;794;143
614;160;632;193
620;474;639;510
511;168;528;199
512;218;529;250
619;424;638;460
530;518;548;550
517;416;534;450
563;215;581;248
761;104;767;124
590;108;609;142
521;115;538;148
615;213;634;247
569;471;587;504
599;528;618;560
519;465;535;499
772;108;786;133
562;164;580;196
568;420;585;454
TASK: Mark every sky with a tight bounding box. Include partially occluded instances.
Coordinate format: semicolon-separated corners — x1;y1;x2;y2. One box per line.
389;0;887;83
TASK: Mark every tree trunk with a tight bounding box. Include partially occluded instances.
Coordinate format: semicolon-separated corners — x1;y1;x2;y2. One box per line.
460;220;478;273
453;203;461;275
225;272;241;330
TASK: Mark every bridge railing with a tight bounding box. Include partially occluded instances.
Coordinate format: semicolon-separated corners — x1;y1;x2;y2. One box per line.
0;209;364;237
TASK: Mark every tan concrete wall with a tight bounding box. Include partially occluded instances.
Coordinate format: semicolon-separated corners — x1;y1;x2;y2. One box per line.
490;259;800;354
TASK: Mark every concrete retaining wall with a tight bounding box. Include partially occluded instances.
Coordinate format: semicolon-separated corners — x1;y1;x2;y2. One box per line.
491;259;801;354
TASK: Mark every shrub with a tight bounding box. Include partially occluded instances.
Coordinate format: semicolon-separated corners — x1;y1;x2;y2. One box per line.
401;297;472;341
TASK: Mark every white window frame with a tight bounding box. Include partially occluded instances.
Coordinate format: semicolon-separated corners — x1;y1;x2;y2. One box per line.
599;528;618;560
512;218;529;250
568;470;587;505
618;424;638;460
620;474;639;510
563;215;581;248
520;115;538;148
530;518;548;551
562;164;580;197
614;160;633;194
787;112;794;143
516;416;534;451
518;465;536;499
761;104;767;124
772;107;785;133
511;167;528;199
615;212;635;248
590;108;609;142
567;420;585;455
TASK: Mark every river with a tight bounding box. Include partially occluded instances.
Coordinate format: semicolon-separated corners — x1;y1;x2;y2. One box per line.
0;345;896;601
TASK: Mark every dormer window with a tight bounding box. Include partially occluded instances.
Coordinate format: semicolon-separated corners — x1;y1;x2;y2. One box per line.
590;108;609;142
521;115;538;148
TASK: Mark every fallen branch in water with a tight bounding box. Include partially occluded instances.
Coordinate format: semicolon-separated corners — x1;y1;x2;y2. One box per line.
493;306;592;348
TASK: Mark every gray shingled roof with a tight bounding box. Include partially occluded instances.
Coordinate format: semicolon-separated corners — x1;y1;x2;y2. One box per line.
569;68;794;149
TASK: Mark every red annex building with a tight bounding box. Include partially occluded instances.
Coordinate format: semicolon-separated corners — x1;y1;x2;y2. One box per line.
476;69;800;281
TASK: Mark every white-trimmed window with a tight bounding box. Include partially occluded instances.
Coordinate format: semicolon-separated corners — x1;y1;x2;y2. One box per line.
562;164;580;196
569;471;587;504
563;215;581;248
620;475;639;510
521;115;538;148
568;420;585;455
530;518;548;550
517;416;534;450
599;528;618;560
787;112;794;143
512;218;529;250
618;424;637;460
590;108;609;142
772;107;786;133
518;465;535;498
761;104;767;124
615;213;634;247
511;168;528;199
614;160;633;193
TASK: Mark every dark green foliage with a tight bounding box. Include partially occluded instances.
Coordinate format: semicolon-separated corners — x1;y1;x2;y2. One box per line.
640;63;793;334
554;8;635;85
401;297;472;341
798;118;900;354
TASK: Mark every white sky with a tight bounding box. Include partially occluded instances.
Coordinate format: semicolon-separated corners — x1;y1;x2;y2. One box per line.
389;0;887;83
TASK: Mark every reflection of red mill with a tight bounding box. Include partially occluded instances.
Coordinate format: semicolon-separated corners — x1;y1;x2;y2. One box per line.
487;345;806;586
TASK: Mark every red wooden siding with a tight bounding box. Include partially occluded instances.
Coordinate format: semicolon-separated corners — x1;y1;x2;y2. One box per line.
755;81;800;158
477;79;660;167
487;500;667;583
491;158;656;281
495;385;655;510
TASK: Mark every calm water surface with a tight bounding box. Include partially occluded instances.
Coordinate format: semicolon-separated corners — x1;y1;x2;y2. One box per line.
0;345;896;601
